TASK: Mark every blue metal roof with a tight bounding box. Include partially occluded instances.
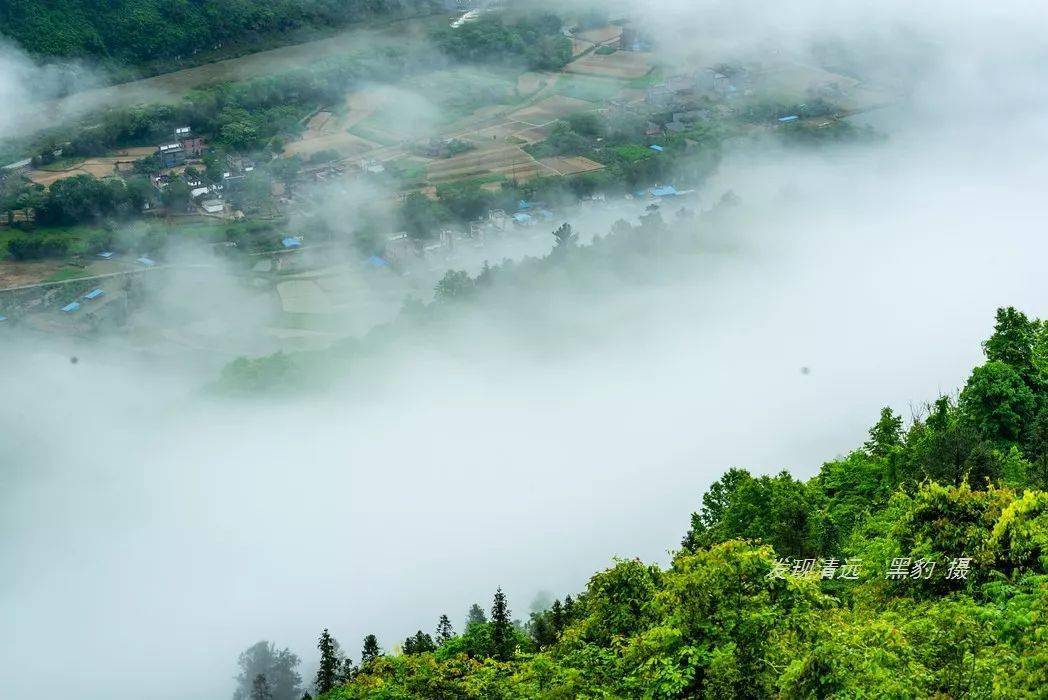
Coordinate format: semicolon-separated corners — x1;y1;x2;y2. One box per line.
61;302;81;313
282;237;302;248
650;185;679;197
97;251;114;259
518;199;531;210
83;288;104;300
0;316;7;322
778;115;799;122
513;212;533;223
649;144;664;152
365;256;389;267
137;257;156;266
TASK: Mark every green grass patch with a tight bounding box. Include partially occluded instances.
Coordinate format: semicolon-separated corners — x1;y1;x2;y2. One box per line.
550;74;623;103
347;123;401;146
35;156;87;172
626;67;662;89
42;266;92;283
612;144;655;162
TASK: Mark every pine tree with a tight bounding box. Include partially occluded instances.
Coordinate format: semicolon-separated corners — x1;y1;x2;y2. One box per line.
552;222;577;249
436;614;454;645
550;599;564;634
339;657;356;683
491;587;514;661
361;634;381;666
403;630;435;655
466;603;487;626
251;674;272;700
301;694;312;700
563;595;575;622
314;629;340;695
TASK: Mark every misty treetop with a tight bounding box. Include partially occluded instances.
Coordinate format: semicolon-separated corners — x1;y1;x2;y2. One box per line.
284;307;1048;699
431;13;572;71
0;0;439;67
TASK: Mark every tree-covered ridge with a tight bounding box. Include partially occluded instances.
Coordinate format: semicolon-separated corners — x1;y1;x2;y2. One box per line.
298;307;1047;699
0;0;437;66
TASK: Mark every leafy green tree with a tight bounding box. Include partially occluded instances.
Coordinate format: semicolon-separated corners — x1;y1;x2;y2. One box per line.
984;307;1036;378
865;406;903;458
251;674;272;700
682;470;819;556
960;361;1036;442
466;603;487;626
232;641;302;700
314;629;340;695
434;270;475;302
161;179;190;211
268;156;302;199
401;192;445;241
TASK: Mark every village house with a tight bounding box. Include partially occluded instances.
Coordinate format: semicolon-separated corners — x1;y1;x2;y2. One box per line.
157;143;186;168
1;158;32;178
384;232;416;261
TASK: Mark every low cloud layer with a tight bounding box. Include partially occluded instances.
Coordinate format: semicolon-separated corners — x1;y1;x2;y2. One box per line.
3;2;1048;698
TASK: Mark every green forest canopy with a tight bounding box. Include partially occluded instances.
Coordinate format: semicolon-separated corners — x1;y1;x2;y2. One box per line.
281;306;1048;699
0;0;438;66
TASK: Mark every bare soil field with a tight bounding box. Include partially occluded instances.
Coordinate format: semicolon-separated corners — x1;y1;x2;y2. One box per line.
28;148;154;186
517;72;554;95
576;25;623;45
537;155;605;176
564;51;653;80
427;144;532;179
754;62;860;100
0;259;65;289
508;95;599;125
285;130;379;159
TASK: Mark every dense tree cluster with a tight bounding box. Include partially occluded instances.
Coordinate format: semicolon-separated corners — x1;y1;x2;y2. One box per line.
431;14;572;71
0;0;437;67
281;307;1048;698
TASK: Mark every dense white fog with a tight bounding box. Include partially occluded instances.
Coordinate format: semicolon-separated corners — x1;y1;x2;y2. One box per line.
3;1;1048;698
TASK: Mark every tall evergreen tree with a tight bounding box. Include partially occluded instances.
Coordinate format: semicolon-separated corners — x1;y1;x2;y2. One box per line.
403;630;436;655
361;635;381;666
563;595;575;623
314;629;340;695
436;614;454;644
550;599;565;634
339;657;356;683
251;674;272;700
552;222;577;249
491;587;514;661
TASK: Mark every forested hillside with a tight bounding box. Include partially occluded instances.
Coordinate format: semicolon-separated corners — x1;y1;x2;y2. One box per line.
287;307;1048;699
0;0;436;66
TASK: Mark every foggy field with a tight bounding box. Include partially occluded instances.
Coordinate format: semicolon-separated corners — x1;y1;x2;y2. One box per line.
564;50;653;79
4;15;445;139
4;1;1048;698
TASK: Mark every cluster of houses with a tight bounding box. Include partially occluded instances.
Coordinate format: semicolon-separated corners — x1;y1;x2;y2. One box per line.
147;129;265;216
155;127;208;168
646;67;751;109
